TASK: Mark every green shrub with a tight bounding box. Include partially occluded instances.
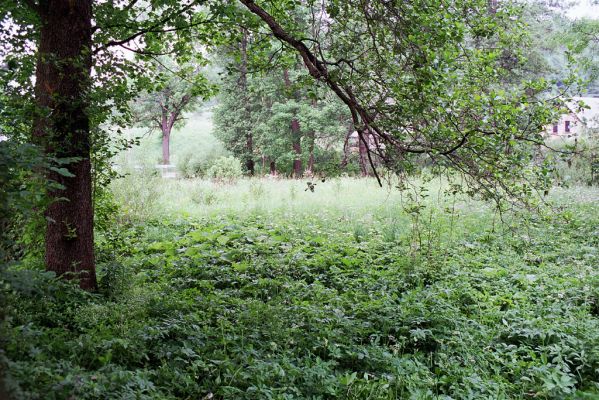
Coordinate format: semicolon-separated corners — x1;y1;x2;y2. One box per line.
206;156;243;182
177;146;228;178
190;186;218;205
545;136;599;186
110;166;161;222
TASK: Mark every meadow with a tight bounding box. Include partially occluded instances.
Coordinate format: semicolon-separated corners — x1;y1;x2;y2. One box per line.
4;175;599;399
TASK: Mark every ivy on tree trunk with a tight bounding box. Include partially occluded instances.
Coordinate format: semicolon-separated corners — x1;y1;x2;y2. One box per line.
32;0;97;291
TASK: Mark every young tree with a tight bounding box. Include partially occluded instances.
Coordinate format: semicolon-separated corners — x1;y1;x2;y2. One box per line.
213;26;258;175
239;27;255;175
133;57;214;165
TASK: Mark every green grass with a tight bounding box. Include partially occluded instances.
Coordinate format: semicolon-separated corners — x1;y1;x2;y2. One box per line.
3;178;599;399
112;175;485;218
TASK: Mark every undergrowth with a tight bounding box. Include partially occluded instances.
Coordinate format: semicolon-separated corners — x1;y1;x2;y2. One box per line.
2;196;599;399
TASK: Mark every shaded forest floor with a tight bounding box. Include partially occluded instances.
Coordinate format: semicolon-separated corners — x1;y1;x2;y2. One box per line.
4;180;599;399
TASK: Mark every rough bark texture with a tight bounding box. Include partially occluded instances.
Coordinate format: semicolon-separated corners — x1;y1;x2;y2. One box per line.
33;0;96;290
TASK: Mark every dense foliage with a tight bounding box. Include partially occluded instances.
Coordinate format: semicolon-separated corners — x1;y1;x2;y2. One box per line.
214;47;350;177
2;195;599;399
1;0;599;399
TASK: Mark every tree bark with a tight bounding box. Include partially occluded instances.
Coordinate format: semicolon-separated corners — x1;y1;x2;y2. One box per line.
161;130;171;165
33;0;96;290
160;106;177;165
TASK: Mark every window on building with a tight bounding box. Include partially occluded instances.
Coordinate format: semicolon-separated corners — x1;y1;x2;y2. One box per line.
552;124;558;134
565;120;571;133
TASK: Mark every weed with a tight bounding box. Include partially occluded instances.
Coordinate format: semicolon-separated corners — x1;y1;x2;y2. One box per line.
3;180;599;399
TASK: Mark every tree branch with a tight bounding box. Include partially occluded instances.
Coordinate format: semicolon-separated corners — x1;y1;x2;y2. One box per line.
92;2;214;55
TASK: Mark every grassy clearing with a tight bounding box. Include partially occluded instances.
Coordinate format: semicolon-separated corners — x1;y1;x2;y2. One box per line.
113;175;484;218
4;177;599;399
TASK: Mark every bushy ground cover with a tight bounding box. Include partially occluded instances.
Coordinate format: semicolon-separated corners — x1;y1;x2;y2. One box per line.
3;178;599;399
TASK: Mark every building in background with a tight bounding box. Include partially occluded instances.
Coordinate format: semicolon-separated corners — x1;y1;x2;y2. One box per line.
545;97;599;137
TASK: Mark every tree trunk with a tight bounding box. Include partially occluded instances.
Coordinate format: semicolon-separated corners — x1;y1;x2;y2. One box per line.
161;109;172;165
283;69;302;178
340;124;353;169
291;121;302;178
246;154;255;175
161;130;171;165
240;27;254;176
358;133;369;176
33;0;96;290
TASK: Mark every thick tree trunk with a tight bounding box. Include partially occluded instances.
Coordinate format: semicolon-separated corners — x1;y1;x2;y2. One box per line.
33;0;96;290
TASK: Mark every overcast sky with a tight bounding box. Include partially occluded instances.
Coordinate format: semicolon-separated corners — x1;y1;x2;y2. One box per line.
565;0;599;19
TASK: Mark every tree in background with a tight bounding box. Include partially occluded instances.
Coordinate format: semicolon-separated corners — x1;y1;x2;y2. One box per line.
240;0;577;205
215;62;349;177
568;18;599;95
133;57;215;165
212;22;259;176
214;11;350;177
